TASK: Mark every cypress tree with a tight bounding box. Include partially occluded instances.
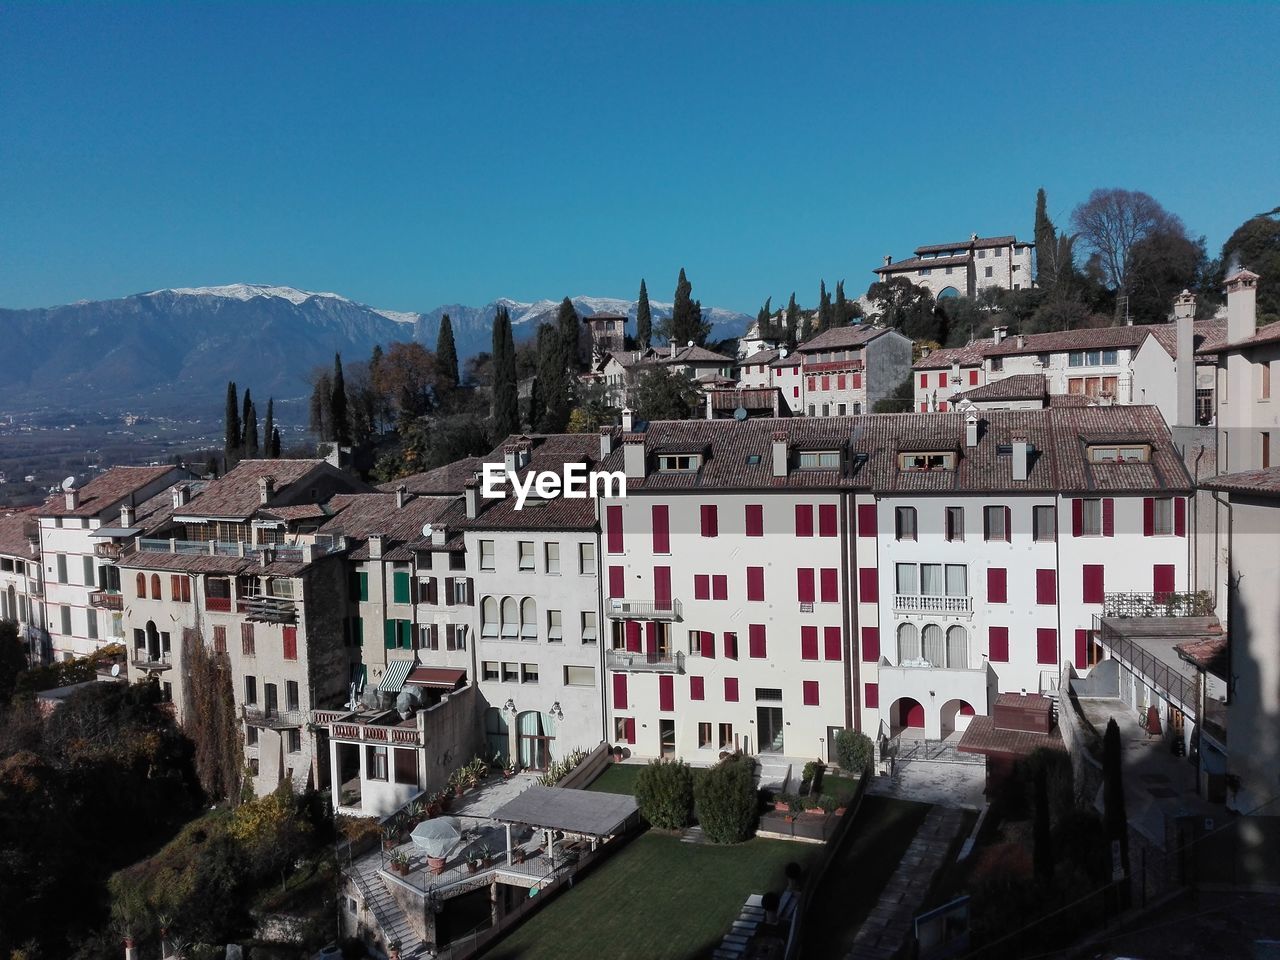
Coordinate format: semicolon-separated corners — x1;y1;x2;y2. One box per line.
817;280;833;333
241;388;254;457
668;267;711;347
437;314;459;389
308;373;332;441
491;306;520;437
755;297;772;340
224;381;241;468
270;427;282;458
262;398;275;459
835;281;848;325
1103;718;1131;906
636;279;652;348
330;353;350;446
1034;187;1058;291
245;399;259;458
785;293;800;350
535;322;562;432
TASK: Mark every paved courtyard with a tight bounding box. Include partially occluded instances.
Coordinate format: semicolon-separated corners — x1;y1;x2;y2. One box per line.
866;756;986;810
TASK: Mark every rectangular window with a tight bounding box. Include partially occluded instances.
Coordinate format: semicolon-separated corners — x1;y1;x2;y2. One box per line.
652;505;670;553
241;622;255;656
1154;564;1176;599
983;505;1010;542
501;662;519;683
367;745;388;782
283;626;298;660
482;661;499;682
421;624;438;650
608;566;624;598
1083;564;1105;604
747;567;765;602
579;541;596;574
580;611;597;643
1144;497;1174;536
565;665;595;686
820;568;838;603
801;625;818;660
56;554;67;584
724;677;739;702
895;506;917;541
393;571;411;604
1036;569;1057;605
521;663;539;684
244;674;257;705
517;541;535;571
856;503;877;536
86;609;98;639
547;610;562;642
659;674;674;711
818;504;838;537
83;555;95;588
480;540;495;570
351;571;369;602
394;748;417;785
865;683;879;709
690;676;705;701
286;679;300;712
1036;628;1057;665
694;574;710;600
748;624;767;659
745;504;764;537
989;626;1009;662
798;451;840;470
859;568;878;603
988;568;1007;603
795;504;814;537
945;506;964;542
654;566;672;610
1033;505;1056;541
700;504;719;538
1073;498;1105;536
724;632;738;660
803;681;819;706
860;626;877;662
718;723;734;749
698;722;712;748
606;504;624;553
712;575;727;600
213;625;227;654
1261;361;1271;400
797;568;815;604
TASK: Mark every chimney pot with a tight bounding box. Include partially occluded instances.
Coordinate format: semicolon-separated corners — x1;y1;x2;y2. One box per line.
65;489;79;510
883;254;893;267
771;431;789;477
503;444;518;475
621;408;634;432
1226;269;1260;344
396;485;408;509
258;476;274;505
623;435;647;480
464;483;479;520
965;412;979;448
172;483;189;509
368;534;383;560
120;504;135;528
599;428;614;460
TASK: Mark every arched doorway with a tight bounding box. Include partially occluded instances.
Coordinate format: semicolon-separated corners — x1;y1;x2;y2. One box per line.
937;286;961;299
940;699;976;739
516;711;556;770
891;697;925;734
484;708;509;764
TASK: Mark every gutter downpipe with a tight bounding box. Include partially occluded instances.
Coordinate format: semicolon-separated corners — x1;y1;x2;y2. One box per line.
1209;489;1234;701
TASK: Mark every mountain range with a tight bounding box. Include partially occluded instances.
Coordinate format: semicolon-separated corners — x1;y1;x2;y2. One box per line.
0;284;753;419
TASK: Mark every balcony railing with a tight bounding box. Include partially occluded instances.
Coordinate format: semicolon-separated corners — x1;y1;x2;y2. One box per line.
801;358;865;374
89;590;123;611
205;596;232;612
1097;628;1197;717
94;542;124;559
242;595;298;624
242;705;306;729
136;536;345;563
607;598;683;621
606;649;685;674
893;594;972;616
328;721;422;745
1102;591;1214;619
131;649;173;671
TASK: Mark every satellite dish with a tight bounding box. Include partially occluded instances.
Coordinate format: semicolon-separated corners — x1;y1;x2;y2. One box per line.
733;407;748;422
421;523;434;539
779;347;788;358
110;663;121;677
61;476;76;491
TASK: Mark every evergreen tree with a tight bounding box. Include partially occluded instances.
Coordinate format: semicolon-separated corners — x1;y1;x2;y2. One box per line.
817;280;833;333
1103;718;1131;906
784;293;800;350
437;314;459;390
205;455;219;478
799;309;813;343
536;321;570;432
244;398;259;458
240;388;255;458
308;373;332;441
636;279;652;348
662;267;711;347
262;398;275;460
1033;764;1053;883
835;281;849;326
1034;187;1059;291
369;343;388;431
270;427;282;458
491;306;520;437
755;297;773;340
330;353;351;446
224;381;241;468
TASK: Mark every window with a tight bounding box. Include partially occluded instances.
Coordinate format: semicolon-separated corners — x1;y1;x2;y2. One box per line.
547;610;562;642
213;625;227;654
501;597;519;638
502;662;519;682
1145;497;1174;536
801;625;818;660
756;687;782;702
895;506;917;541
990;356;1003;372
945;506;964;542
745;504;764;537
718;723;734;750
480;540;495;570
803;681;820;706
545;542;560;574
690;676;705;701
565;665;595;686
350;571;369;601
521;663;539;684
481;596;499;638
244;675;258;705
899;451;956;471
482;661;499;682
818;504;837;537
748;624;767;658
1033;505;1056;541
798;451;840;470
136;572;147;598
1037;629;1057;665
246;726;259;746
988;568;1007;603
658;454;701;472
421;623;439;650
985;266;993;278
795;504;814;537
518;542;535;571
1265;433;1273;469
1036;569;1057;604
983;505;1010;542
520;598;537;640
82;555;95;588
797;568;815;604
283;626;298;660
449;551;466;570
1261;362;1272;400
1083;564;1105;604
698;722;713;748
580;611;597;643
1087;444;1150;463
747;567;765;602
820;568;838;603
1073;498;1107;536
55;554;67;584
241;622;256;656
367;745;388;781
394;748;418;785
578;542;596;574
283;729;301;754
652;505;670;553
700;504;719;538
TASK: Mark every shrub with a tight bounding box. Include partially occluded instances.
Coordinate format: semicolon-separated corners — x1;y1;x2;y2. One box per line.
634;758;694;829
695;756;758;844
835;729;873;773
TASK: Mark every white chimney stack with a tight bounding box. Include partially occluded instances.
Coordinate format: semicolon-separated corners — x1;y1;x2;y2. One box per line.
258;476;274;505
172;483;190;509
1226;269;1260;345
599;428;614;460
992;326;1007;344
1174;290;1196;428
65;488;79;510
623;435;646;480
1011;437;1030;482
503;444;519;475
464;482;479;520
771;431;789;477
368;534;383;560
396;484;408;509
621;408;634;432
965;411;979;448
119;503;135;528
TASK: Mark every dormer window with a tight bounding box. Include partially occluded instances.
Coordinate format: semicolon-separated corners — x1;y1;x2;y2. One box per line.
658;454;701;472
899;451;956;472
798;451;840;470
1088;444;1150;463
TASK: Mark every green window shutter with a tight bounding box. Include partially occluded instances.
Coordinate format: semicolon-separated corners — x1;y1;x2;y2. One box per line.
359;572;369;602
398;620;412;649
393;572;411;604
354;616;364;647
383;620;396;649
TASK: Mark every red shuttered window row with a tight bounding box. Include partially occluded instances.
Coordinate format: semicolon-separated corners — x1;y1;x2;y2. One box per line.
800;627;841;662
693;574;729;601
795;504;839;538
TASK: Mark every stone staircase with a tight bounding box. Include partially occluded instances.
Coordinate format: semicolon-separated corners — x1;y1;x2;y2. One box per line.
348;858;427;959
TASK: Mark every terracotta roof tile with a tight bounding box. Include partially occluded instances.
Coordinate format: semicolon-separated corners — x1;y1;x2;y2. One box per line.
38;465;186;519
958;716;1065;757
914;340;994;370
875;254;970;273
0;511;38;558
916;235;1019;255
950;374;1047;402
795;324;892;353
1202;466;1280;499
183;459;341;521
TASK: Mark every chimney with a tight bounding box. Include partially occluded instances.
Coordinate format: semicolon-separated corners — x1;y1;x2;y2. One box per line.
623;435;646;480
503;444;519;475
705;392;714;420
1175;290;1196;428
258;476;274;505
992;326;1007;344
883;254;893;267
670;339;678;359
1226;269;1260;345
1016;334;1026;349
65;488;79;511
950;361;960;385
396;484;408;509
965;411;979;448
1011;437;1030;482
119;503;136;528
172;483;189;509
431;524;446;547
920;346;931;359
621;407;634;432
771;431;789;477
464;481;479;520
599;428;614;460
368;534;383;560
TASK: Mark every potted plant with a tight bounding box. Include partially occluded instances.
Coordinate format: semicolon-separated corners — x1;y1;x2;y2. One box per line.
390;851;410;876
478;842;492;868
785;796;803;822
819;794;837;815
774;792;794;813
406;799;426;824
437;788;452;812
380;824;398;852
427;854;447;875
612;744;624;762
449;768;467;798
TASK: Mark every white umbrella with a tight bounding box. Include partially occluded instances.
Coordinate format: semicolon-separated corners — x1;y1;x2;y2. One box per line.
410;816;462;859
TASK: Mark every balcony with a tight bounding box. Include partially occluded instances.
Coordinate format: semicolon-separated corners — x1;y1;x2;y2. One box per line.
801;358;864;374
131;649;173;672
242;595;298;624
893;594;972;616
606;649;685;674
242;705;306;729
205;596;232;613
326;719;423;746
607;597;683;621
1102;591;1214;619
94;542;124;559
89;590;123;611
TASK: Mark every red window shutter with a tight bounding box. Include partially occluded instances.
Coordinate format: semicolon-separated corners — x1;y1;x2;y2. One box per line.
797;568;815;604
694;574;709;600
645;621;657;656
748;624;767;658
969;369;979;385
702;632;715;658
801;626;818;660
1174;497;1186;537
865;682;879;709
625;717;636;744
608;566;624;599
701;504;719;538
858;568;878;603
824;626;842;661
820;568;839;603
606;504;624;554
1143;498;1154;537
803;681;819;706
1083;564;1104;604
612;673;628;710
1072;498;1083;537
808;377;816;391
1036;628;1057;665
920;373;928;389
170;574;181;599
858;626;877;662
837;375;846;390
724;677;739;702
1153;564;1175;598
724;632;738;659
989;626;1009;662
856;503;877;536
822;376;830;390
747;566;765;601
745;504;764;537
1036;569;1056;604
1103;498;1115;537
939;402;948;412
654;566;672;609
818;504;838;537
794;386;799;398
283;626;298;661
919;403;928;412
988;568;1008;603
652;505;670;553
795;504;814;537
625;620;641;652
182;578;191;602
690;676;705;701
659;675;674;712
853;373;862;389
1075;629;1089;666
712;575;727;600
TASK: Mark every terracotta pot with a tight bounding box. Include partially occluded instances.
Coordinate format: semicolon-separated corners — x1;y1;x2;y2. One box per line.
803;807;825;816
834;807;847;816
427;856;447;875
467;861;479;874
784;815;795;823
774;801;789;812
454;785;465;798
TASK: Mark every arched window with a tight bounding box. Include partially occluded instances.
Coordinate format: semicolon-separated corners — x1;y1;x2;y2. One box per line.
938;286;961;299
501;597;519;638
922;623;945;667
150;574;162;600
520;598;537;640
136;572;147;598
481;597;499;638
946;625;969;669
897;622;920;662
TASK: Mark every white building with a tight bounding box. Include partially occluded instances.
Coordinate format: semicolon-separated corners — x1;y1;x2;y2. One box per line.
0;511;46;663
874;234;1035;300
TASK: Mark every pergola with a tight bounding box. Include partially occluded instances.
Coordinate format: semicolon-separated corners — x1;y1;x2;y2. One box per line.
489;785;640;864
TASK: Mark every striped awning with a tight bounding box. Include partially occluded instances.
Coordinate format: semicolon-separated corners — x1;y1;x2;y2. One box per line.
378;658;415;693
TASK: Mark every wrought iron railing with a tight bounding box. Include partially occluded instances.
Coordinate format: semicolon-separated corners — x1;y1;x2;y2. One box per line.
607;597;683;620
88;590;123;610
131;649;173;670
1097;627;1197;716
242;705;306;728
605;649;685;674
1102;591;1214;619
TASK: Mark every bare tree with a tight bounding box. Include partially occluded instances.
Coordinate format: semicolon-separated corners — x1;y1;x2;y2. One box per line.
1070;188;1183;298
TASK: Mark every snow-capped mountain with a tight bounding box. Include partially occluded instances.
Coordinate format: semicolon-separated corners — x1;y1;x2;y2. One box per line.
0;284;753;418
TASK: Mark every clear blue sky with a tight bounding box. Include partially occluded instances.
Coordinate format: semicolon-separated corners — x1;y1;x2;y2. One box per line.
2;2;1278;315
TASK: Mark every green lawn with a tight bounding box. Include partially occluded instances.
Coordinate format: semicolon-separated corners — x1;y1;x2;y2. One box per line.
483;832;819;960
585;762;646;795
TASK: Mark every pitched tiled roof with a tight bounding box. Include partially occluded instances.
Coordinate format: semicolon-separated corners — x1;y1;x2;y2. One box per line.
118;550;310;577
916;235;1018;255
950;374;1047;402
795;324;892;353
1146;319;1227;362
457;433;606;532
958;716;1064;758
181;459;332;521
1201;466;1280;499
739;347;781;366
39;465;186;519
319;493;462;559
0;511;38;558
1175;634;1228;677
875;254;969;274
258;504;331;522
914;339;993;370
662;344;735;365
384;458;483;496
1207;319;1280;353
984;324;1152;357
129;480;210;537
